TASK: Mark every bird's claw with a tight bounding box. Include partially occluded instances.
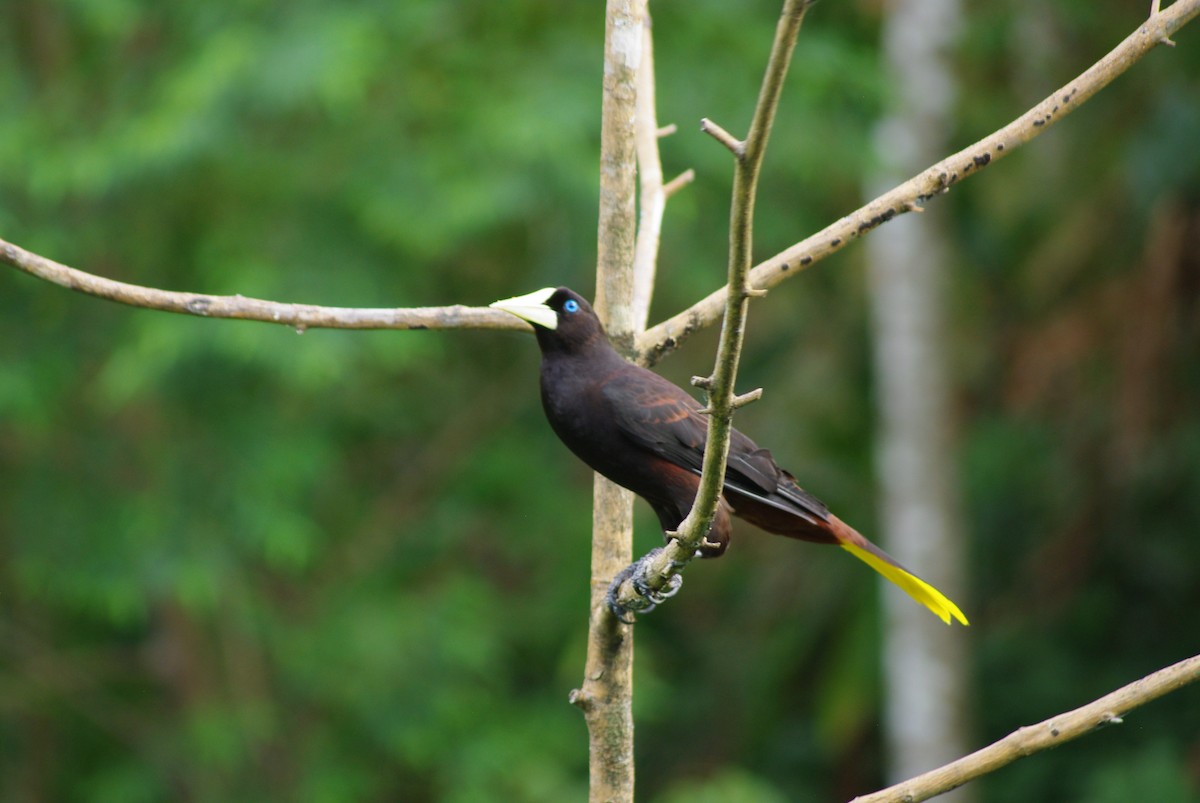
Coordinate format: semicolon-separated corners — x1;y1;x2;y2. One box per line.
605;548;684;623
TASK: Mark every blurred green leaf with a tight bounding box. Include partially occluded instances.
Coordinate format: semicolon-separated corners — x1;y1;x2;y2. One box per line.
2;1;1198;801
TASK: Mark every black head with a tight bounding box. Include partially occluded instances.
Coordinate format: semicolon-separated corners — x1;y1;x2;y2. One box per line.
490;286;608;355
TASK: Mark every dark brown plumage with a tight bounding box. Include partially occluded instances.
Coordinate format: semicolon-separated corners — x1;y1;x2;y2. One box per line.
491;286;966;625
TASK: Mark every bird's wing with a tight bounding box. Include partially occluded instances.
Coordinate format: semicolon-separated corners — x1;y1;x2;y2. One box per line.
600;370;829;523
599;369;707;466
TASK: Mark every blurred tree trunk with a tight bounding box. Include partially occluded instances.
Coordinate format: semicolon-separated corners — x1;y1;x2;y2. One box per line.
864;0;972;797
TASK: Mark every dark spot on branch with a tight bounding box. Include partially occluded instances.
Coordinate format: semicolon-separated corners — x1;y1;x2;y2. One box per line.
997;142;1005;152
831;238;841;247
1033;118;1045;127
857;208;897;234
780;262;790;271
974;152;991;168
800;255;813;266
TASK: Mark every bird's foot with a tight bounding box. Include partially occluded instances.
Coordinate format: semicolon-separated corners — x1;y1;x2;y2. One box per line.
605;548;684;624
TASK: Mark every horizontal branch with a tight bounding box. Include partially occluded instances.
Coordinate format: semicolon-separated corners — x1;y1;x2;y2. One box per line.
637;0;1200;365
850;652;1200;803
0;237;527;332
7;3;1198;349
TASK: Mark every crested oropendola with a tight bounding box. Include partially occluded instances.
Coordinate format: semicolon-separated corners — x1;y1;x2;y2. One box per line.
491;286;967;625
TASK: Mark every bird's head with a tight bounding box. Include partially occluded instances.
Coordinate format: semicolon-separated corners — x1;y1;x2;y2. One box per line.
490;287;607;354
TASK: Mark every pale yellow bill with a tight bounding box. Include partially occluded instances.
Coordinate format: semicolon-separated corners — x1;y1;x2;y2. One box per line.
490;287;559;330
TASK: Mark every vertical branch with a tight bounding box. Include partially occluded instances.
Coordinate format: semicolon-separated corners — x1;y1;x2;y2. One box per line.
630;10;693;333
675;0;810;547
630;15;665;333
610;0;813;611
569;2;644;802
573;476;636;799
592;0;644;356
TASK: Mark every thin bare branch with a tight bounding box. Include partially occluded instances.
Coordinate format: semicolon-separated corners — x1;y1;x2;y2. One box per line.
637;0;1200;365
1;237;523;332
663;168;696;198
850;653;1200;803
699;117;744;156
630;8;671;332
610;0;813;616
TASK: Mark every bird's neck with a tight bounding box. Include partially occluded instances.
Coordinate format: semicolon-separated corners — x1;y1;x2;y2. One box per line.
534;328;618;361
537;334;627;393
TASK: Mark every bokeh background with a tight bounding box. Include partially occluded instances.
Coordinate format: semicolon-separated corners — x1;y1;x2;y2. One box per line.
3;1;1199;801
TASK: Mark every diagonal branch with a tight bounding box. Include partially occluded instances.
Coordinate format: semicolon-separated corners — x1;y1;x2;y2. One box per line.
850;652;1200;803
609;0;814;616
0;237;525;332
636;0;1200;365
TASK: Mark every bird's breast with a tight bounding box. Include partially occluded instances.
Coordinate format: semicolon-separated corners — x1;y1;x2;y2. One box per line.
540;369;618;465
538;359;665;495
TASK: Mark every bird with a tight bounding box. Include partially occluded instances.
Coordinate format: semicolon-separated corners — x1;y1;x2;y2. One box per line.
490;286;967;626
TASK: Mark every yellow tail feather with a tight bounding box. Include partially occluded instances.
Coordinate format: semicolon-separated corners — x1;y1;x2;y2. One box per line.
840;543;969;626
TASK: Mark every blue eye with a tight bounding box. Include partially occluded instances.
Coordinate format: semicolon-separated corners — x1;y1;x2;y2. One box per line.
563;299;580;313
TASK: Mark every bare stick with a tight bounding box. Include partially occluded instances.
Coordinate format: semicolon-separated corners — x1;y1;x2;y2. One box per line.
630;8;675;332
637;0;1200;365
700;117;744;156
610;0;814;615
850;652;1200;803
1;237;525;332
663;168;696;199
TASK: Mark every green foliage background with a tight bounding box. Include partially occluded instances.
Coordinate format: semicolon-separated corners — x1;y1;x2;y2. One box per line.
2;1;1199;801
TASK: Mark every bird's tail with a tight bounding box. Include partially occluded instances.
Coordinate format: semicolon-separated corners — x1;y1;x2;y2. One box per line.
829;515;968;626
